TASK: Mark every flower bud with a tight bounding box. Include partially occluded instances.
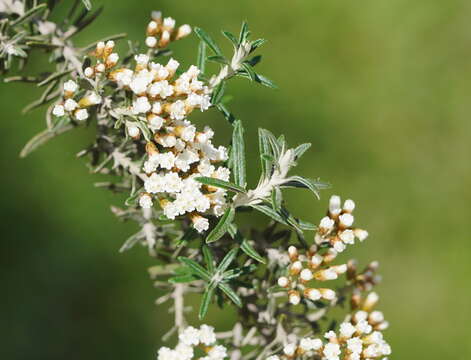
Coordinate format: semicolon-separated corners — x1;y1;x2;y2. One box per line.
354;228;369;241
84;67;95;78
289;261;302;275
319;288;336;301
314;268;337;281
363;292;379;311
300;268;313;282
277;276;289;288
147;20;158;35
106;53;119;68
329;195;341;215
139;193;153;209
127;124;140;138
146;36;157;48
288;291;301;305
304;288;321;301
288;245;298;261
343;199;355;212
176;24;192;40
74;108;89;121
159;30;171;47
145;141;159;156
339;213;354;228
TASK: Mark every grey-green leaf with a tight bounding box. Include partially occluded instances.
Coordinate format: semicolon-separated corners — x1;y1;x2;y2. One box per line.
206;206;236;243
218;283;242;307
194;27;222;56
232;120;246;187
241;239;266;264
217;247;239;273
178;257;211;281
195;177;246;193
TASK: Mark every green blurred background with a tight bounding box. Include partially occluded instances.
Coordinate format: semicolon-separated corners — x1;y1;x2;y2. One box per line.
2;0;471;358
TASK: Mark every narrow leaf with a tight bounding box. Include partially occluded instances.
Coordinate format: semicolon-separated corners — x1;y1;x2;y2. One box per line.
241;239;265;264
217;247;239;273
238;21;250;45
202;245;215;273
294;143;311;159
232;120;246;187
20;124;74;158
195;177;246;193
218;283;242;307
199;285;215;319
178;257;211;281
211;81;226;105
222;30;238;47
206;206;235;243
11;3;47;27
197;41;206;74
81;0;92;10
194;27;222;56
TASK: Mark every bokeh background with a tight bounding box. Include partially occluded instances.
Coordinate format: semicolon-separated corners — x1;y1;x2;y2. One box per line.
2;0;471;359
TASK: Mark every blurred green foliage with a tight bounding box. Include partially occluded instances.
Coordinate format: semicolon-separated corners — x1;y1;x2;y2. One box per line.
1;0;471;359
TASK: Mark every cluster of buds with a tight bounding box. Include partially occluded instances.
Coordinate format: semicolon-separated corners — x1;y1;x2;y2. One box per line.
52;79;102;121
316;196;369;253
347;260;382;308
84;40;120;78
145;12;192;49
277;243;347;305
158;325;228;360
266;293;390;360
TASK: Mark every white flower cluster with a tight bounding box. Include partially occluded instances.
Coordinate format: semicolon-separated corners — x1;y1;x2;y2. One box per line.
157;325;228;360
277;242;346;305
266;296;391;360
145;12;192;49
52;79;102;121
316;195;369;253
110;54;229;233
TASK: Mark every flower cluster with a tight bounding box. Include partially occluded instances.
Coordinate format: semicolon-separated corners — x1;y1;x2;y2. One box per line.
316;195;369;253
267;293;390;360
158;325;227;360
117;55;230;232
52;79;102;121
277;195;370;305
145;11;192;49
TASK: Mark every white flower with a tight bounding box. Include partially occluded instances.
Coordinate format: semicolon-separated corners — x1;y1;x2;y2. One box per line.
283;343;296;356
339;229;355;244
354;228;369;241
339;322;356;338
300;268;313;281
339;213;354;227
170;100;187;120
145;36;157;47
132;96;151;114
64;80;78;93
323;343;340;360
135;54;149;65
166;58;180;72
175;344;194;360
305;288;321;301
177;24;192;39
52;104;65;117
75;108;89;121
115;69;134;87
157;347;177;360
299;337;322;351
266;356;280;360
139;194;153;208
64;98;78;112
356;320;372;334
319;216;334;230
148;115;164;132
329;195;341;214
208;345;227;360
159;152;176;169
199;324;216;345
179;326;200;346
130;70;153;94
277;277;289;287
343;199;355;212
163;17;176;29
347;337;363;354
84;67;94;77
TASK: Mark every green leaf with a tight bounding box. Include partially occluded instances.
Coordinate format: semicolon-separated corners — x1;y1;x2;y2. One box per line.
211;81;226;105
282;176;330;199
238;21;250;45
241;239;266;264
216;104;236;124
251;204;289;226
11;3;47;27
207;55;228;64
222;30;238;47
37;69;73;87
81;0;92;10
217;247;239;273
256;74;277;89
223;264;257;280
218;283;242;307
271;187;282;211
206;206;236;243
258;129;272;178
197;41;206;74
195;177;246;193
294;143;312;159
245;55;262;67
250;38;267;51
169;274;198;283
199;285;216;319
202;245;215;273
178;257;211;281
232;120;246;187
194;27;222;56
241;63;257;81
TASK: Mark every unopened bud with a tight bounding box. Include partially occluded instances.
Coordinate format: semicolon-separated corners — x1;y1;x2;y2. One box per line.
304;288;321;301
290;261;302;275
176;24;192;40
363;292;379;311
319;288;336;301
288;245;298;261
288;291;301;305
300;268;313;282
277;276;289;288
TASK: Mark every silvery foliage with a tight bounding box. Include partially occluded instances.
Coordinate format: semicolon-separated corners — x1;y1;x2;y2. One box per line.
1;2;391;360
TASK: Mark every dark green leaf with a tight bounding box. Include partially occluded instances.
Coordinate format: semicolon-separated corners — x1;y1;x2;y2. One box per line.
218;283;242;307
255;74;277;89
216;104;236;124
222;30;238;47
211;81;226;105
216;247;239;273
238;21;250;45
194;27;222;56
199;285;216;319
250;38;267;51
195;177;246;193
11;3;47;27
223;264;257;280
245;55;262;67
206;206;236;243
169;274;198;283
202;245;215;273
178;257;211;281
241;63;257;81
282;176;330;199
241;239;265;264
207;55;228;64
